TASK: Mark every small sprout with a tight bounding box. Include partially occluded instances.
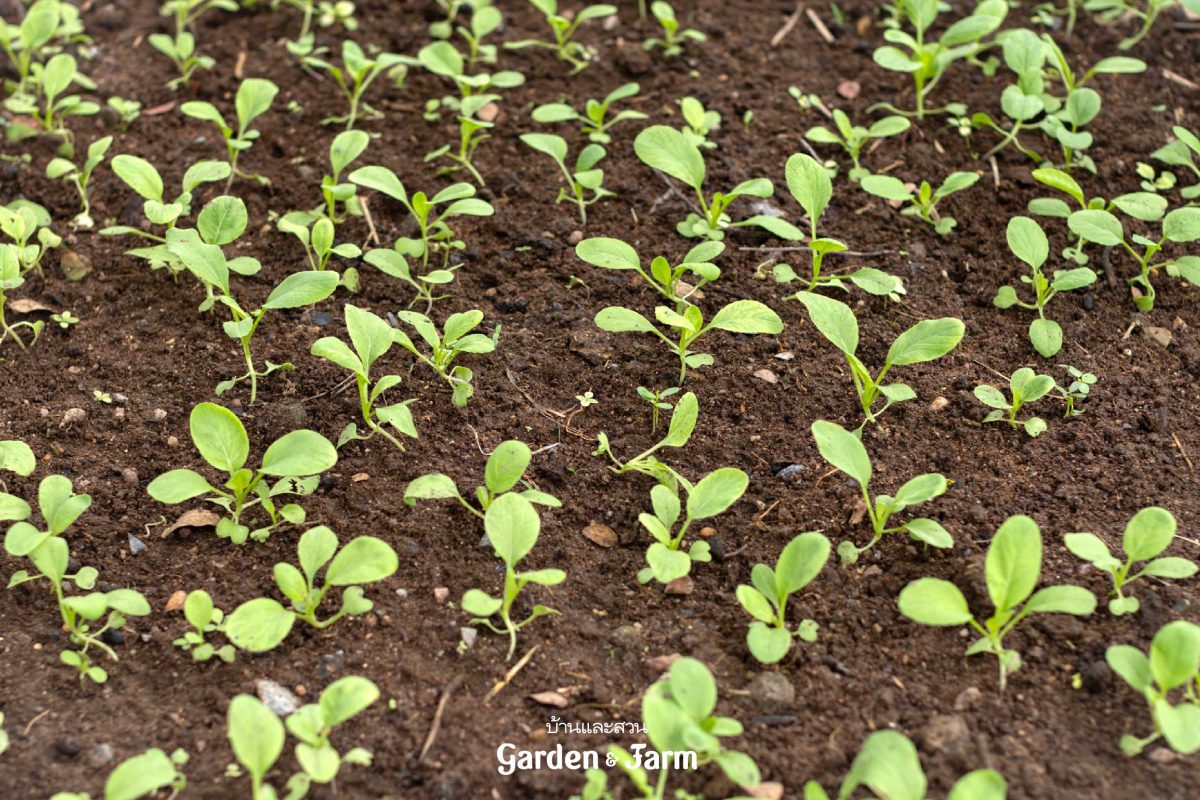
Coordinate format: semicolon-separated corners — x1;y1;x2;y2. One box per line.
636;386;678;433
504;0;616;73
812;420;952;565
0;199;61;277
737;531;830;664
520;133;613;224
531;82;646;144
146;402;338;544
1065;507;1196;616
1055;364;1095;417
805;109;910;182
643;1;706;58
150;0;237;90
575;390;597;408
860;171;980;235
1152;125;1200;200
975;367;1056;437
678;96;720;150
576;236;724;308
637;467;747;585
51;311;78;329
181;77;278;186
300;39;405;128
173;589;236;663
993;216;1096;358
462;493;566;659
53;747;190;800
1107;620;1200;756
405;439;561;519
391;309;498;407
91;389;111;404
44;134;111;228
899;514;1096;690
795;292;962;427
593;392;698;487
3;52;99;148
106;95;141;130
0;246;44;350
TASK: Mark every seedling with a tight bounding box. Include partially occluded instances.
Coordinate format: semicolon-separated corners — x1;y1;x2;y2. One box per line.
805;109;910;182
277;215;362;284
643;1;706;58
181;77;278;185
150;0;235;89
1086;0;1200;50
796;292;962;427
462;493;566;659
0;0;82;94
146;402;338;544
311;304;418;449
450;1;502;65
504;0;616;73
284;675;377;792
4;52;98;147
51;747;190;800
173;590;235;663
871;0;1007;118
975;367;1055;437
576;237;723;309
276;0;359;56
774;154;904;297
861;171;980;235
634;124;803;241
637;467;747;585
0;199;61;277
1106;620;1200;756
405;439;560;519
636;386;678;433
1153;126;1200;199
899;514;1096;689
595;297;783;386
1065;507;1196;616
678;96;720;150
812;420;951;564
224;526;397;652
994;216;1096;358
44;135;111;228
593;391;698;487
391;309;498;406
804;730;1006;800
531;82;646;143
737;531;830;664
301;39;404;128
1055;365;1095;417
967;29;1051;166
0;246;43;349
520;133;613;224
226;695;285;799
166;231;339;401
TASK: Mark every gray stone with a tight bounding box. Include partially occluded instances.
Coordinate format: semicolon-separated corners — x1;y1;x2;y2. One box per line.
747;672;795;712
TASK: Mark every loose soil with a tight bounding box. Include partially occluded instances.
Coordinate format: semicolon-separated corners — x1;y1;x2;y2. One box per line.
1;1;1199;798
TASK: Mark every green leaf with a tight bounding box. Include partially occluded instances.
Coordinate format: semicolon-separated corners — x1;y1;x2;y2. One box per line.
1067;209;1123;246
297;525;339;580
326;536;398;585
706;300;783;334
225;598;296;652
1023;585;1096;615
886;318;964;365
646;542;691;583
1163;207;1200;243
260;430;337;477
462;589;502;617
736;585;775;623
904;517;953;549
404;474;460;503
189;402;249;473
198;195;248;246
860;174;912;201
595;306;657;334
104;748;180;800
520;132;569;164
263;271;339;310
183;590;215;631
666;657;717;720
348;165;407;204
485;493;540;567
320;675;379;726
1029;318;1062;358
985;515;1041;613
1106;644;1151;692
775;531;831;596
344;304;393;371
1157;700;1200;754
633;125;704;190
1007;216;1048;269
811;420;871;487
575;237;640;271
39;475;91;535
686;468;749;520
485;440;531;494
0;440;35;476
1139;557;1197;579
840;730;926;800
662;392;698;447
1123;506;1176;562
948;770;1007;800
329;129;370;177
794;292;858;356
1063;532;1118;570
746;621;792;664
898;578;972;625
227;695;285;781
892;473;947;508
1149;620;1200;691
785;153;832;225
147;468;215;504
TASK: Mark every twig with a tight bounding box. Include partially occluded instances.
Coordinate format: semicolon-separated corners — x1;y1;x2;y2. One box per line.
1173;433;1194;472
771;2;805;47
806;8;835;43
418;674;464;764
988;155;1000;189
485;645;539;702
737;246;896;257
234;50;247;80
23;709;50;736
360;195;380;247
1162;69;1199;91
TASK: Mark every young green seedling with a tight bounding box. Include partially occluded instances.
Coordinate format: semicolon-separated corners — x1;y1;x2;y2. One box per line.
284;675;377;792
391;309;498;406
634;124;803;241
805;109;910;182
44;134;110;228
1065;507;1196;616
861;171;980;235
1055;364;1095;417
774;154;904;298
638;467;747;585
994;216;1096;358
405;439;561;519
974;367;1055;437
1085;0;1200;50
595;298;783;387
146;402;338;544
531;82;646;143
4;52;99;147
51;747;190;800
225;525;397;652
1153;126;1200;200
796;292;962;427
520;133;613;224
227;694;286;799
737;531;830;664
448;1;502;65
311;304;418;450
1107;619;1200;756
173;589;235;663
277;0;359;57
812;420;951;565
0;439;35;520
462;493;566;659
899;514;1096;690
576;237;723;309
593;392;698;488
804;729;1007;800
149;26;216;90
181;77;278;185
643;1;706;58
505;0;616;73
678;96;720;150
301;39;404;128
0;245;43;350
636;386;679;434
0;0;80;95
0;200;61;277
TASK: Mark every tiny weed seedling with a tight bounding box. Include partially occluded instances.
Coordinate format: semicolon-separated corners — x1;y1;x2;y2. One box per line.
643;1;706;58
774;154;904;298
804;729;1007;800
462;493;566;659
576;236;724;309
994;216;1096;358
225;526;397;652
44;134;111;228
593;391;698;487
636;385;679;434
0;199;61;277
51;747;190;800
737;531;830;664
1153;126;1200;199
0;246;43;349
812;420;952;564
311;304;418;450
301;39;405;128
146;402;338;544
391;309;498;406
975;367;1055;437
520;133;613;224
531;82;646;143
1107;619;1200;756
1065;507;1196;615
678;96;720;150
633;124;803;241
861;171;980;235
899;514;1096;690
181;77;278;185
1055;364;1095;417
173;589;235;663
405;439;561;519
637;467;748;585
596;297;783;387
796;292;963;427
505;0;616;73
805;109;910;182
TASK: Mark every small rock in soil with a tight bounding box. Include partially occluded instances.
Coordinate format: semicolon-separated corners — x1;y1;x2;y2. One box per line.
753;369;778;384
1148;747;1176;764
775;464;806;481
582;522;617;548
120;467;139;484
433;587;450;603
459;628;477;649
699;526;717;538
315;650;346;680
55;737;82;758
665;576;694;595
1143;326;1172;348
255;679;301;716
308;310;332;326
85;742;114;767
127;533;146;555
745;781;785;800
708;536;727;561
747;672;795;712
100;628;124;646
930;396;949;411
145;408;167;423
609;624;642;651
59;251;92;281
953;686;982;711
918;714;972;761
60;408;86;427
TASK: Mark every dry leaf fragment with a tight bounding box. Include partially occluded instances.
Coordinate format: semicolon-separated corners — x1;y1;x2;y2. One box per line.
161;508;220;538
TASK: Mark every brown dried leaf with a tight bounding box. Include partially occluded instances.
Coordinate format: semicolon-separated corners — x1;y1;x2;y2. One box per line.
9;299;52;314
528;691;569;708
582;522;617;548
165;590;187;612
161;508;220;538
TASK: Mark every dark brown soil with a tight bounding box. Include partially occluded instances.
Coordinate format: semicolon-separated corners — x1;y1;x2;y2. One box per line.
1;0;1199;798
